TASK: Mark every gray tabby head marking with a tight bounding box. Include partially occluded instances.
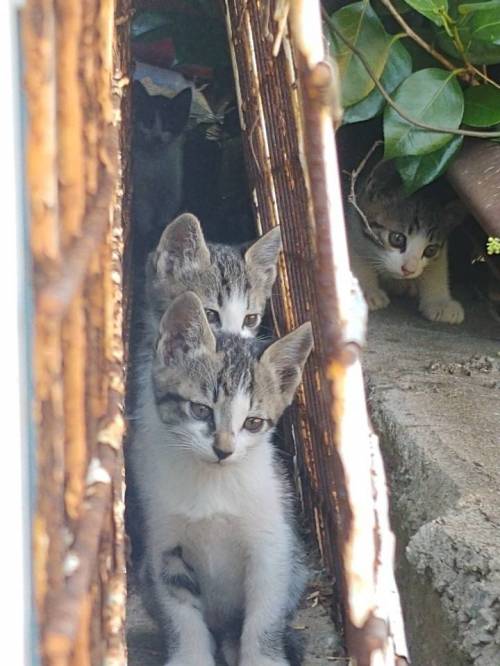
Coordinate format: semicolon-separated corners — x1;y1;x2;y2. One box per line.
147;214;282;337
153;292;313;464
356;161;464;279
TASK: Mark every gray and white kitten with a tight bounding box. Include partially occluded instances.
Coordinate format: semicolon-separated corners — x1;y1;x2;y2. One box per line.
132;81;192;240
126;215;283;562
144;212;283;339
347;162;464;324
130;291;313;666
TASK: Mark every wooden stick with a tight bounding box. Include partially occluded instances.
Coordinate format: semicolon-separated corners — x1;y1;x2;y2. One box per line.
288;2;409;664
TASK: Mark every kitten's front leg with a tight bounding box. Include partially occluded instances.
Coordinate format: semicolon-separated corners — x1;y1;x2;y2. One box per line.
351;255;390;311
418;246;464;324
239;527;295;666
145;547;216;666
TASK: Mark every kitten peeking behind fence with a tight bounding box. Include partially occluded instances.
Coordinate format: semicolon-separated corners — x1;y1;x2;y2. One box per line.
132;81;192;244
347;160;465;324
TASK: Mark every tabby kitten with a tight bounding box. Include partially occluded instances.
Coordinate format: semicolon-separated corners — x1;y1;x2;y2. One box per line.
347;161;464;324
131;291;313;666
132;81;193;242
144;212;283;339
126;215;283;562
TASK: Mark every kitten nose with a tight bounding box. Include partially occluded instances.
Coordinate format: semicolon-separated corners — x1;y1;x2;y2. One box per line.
213;446;232;461
213;432;234;461
401;264;414;276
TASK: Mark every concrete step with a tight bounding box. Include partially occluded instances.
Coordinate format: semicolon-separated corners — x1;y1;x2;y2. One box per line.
364;291;500;666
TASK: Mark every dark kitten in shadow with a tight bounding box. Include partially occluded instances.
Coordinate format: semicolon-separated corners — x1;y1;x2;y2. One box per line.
132;81;192;248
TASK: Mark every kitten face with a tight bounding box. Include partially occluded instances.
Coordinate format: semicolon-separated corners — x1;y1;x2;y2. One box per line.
133;81;192;150
146;213;283;337
357;162;453;280
365;197;446;279
152;292;313;465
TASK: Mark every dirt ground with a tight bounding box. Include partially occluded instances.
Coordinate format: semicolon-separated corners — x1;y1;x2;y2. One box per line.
126;552;344;665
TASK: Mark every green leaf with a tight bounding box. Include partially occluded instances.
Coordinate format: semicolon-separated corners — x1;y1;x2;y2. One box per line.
374;0;413;14
436;22;500;63
328;2;394;107
343;41;412;124
384;68;464;158
400;0;448;25
395;136;463;193
463;85;500;126
437;26;500;62
470;5;500;44
437;2;500;62
458;0;500;15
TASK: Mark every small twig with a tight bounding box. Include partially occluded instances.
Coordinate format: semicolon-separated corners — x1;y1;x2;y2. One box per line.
262;0;273;42
376;0;462;76
347;141;385;247
325;14;500;139
372;0;500;91
236;0;249;32
273;0;290;56
446;20;500;89
248;114;262;177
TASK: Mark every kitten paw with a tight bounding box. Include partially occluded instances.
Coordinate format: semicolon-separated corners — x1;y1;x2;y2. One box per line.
364;288;390;311
420;299;464;324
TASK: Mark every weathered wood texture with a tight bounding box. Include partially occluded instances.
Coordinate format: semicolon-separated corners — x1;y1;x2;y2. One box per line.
448;139;500;239
225;2;408;664
225;0;342;598
23;0;131;663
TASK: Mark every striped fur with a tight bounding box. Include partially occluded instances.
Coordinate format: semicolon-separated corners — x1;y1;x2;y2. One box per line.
130;293;313;666
347;161;465;324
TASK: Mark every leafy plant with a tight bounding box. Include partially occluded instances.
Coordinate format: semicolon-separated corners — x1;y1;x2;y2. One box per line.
325;0;500;193
487;236;500;254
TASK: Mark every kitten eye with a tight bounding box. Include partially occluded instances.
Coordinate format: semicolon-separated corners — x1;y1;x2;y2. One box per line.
190;402;213;421
423;244;439;258
243;314;260;329
243;417;265;433
388;232;407;251
205;309;220;325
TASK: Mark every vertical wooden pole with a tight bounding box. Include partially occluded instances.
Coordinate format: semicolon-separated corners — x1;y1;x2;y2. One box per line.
288;1;409;664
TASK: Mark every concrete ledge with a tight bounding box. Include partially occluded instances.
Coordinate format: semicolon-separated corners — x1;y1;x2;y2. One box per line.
364;292;500;666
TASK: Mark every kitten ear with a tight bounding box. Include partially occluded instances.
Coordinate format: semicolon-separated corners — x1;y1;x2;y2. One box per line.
365;160;403;202
165;88;192;134
156;292;216;365
244;226;282;293
442;199;468;232
260;322;313;406
155;213;210;277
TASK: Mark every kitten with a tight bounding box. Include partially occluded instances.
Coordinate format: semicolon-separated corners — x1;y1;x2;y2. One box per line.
130;291;313;666
126;214;283;561
347;161;464;324
144;212;283;339
132;81;193;243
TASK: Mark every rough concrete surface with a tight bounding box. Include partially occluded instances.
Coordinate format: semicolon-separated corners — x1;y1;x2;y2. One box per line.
364;291;500;666
126;555;344;665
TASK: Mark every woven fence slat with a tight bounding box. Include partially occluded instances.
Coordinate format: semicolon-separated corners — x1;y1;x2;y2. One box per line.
225;0;341;586
225;2;410;663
